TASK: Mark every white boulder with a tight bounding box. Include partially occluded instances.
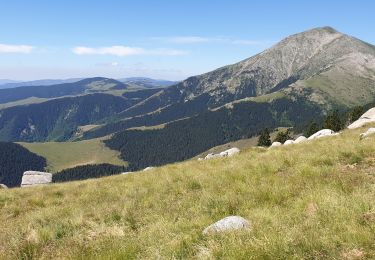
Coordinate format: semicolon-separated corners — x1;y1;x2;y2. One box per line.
284;140;295;145
121;172;132;175
307;129;336;140
143;167;154;171
219;147;240;157
204;153;221;160
203;216;251;235
0;184;8;189
21;171;52;187
294;136;307;143
360;128;375;139
348;108;375;129
270;142;282;147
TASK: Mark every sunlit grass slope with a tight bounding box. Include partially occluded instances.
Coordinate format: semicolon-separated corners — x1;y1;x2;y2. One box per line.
19;138;127;173
2;125;375;259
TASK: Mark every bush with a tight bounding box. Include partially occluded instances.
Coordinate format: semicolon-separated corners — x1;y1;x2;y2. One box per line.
257;128;271;147
273;129;292;143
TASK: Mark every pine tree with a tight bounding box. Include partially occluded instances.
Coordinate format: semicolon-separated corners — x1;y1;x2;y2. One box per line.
257;128;271;147
324;110;342;131
347;106;364;124
273;129;291;143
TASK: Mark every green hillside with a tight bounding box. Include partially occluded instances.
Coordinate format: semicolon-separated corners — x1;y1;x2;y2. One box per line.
1;124;375;259
19;138;127;173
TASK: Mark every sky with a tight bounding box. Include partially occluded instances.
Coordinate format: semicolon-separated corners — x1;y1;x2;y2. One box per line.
0;0;374;81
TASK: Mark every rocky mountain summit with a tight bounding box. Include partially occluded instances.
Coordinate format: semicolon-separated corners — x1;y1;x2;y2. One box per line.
120;27;375;119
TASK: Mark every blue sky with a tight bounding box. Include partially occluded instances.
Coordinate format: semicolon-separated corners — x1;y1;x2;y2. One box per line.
0;0;374;81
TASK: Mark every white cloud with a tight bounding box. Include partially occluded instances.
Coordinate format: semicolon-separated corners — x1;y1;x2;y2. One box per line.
73;45;187;57
0;44;34;54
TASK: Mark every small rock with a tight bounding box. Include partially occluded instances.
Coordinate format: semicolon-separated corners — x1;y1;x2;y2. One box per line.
284;140;295;145
203;216;251;235
121;172;132;175
307;129;336;140
21;171;52;187
294;136;307;143
0;184;8;189
360;128;375;139
197;158;203;161
143;167;154;171
270;141;282;148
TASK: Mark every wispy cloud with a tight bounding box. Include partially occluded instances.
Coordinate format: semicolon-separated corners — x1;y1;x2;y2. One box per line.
72;45;188;56
0;44;34;54
154;36;274;46
164;36;211;44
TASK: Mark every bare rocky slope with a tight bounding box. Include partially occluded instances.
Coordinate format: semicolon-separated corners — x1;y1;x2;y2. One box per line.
84;27;375;139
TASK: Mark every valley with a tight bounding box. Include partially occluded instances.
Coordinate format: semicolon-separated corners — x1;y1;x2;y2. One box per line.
1;0;375;257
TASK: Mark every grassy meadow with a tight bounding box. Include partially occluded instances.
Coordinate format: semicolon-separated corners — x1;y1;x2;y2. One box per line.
1;125;375;259
19;138;127;173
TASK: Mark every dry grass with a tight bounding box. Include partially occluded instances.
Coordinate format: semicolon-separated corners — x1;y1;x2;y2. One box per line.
1;125;375;259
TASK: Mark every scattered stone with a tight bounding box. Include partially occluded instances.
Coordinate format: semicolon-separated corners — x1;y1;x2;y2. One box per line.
270;141;282;148
204;153;221;160
284;140;295;145
143;167;154;171
21;171;52;187
219;147;240;157
204;148;240;160
0;184;8;189
348;107;375;129
307;129;336;140
294;136;307;143
121;172;132;175
360;128;375;139
197;158;203;161
203;216;251;235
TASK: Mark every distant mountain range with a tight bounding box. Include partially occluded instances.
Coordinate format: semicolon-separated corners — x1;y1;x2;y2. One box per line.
0;26;374;172
0;78;83;89
119;77;178;88
0;77;177;89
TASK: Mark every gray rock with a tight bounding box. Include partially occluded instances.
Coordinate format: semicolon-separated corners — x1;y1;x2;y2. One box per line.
270;141;282;148
348;108;375;129
204;153;222;160
21;171;52;187
0;184;8;189
219;147;240;157
294;136;307;143
360;128;375;139
307;129;336;140
203;216;251;235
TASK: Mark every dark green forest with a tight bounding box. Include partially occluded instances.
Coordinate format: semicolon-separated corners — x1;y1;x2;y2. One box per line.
53;164;126;183
0;93;134;142
0;142;46;187
105;95;324;170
